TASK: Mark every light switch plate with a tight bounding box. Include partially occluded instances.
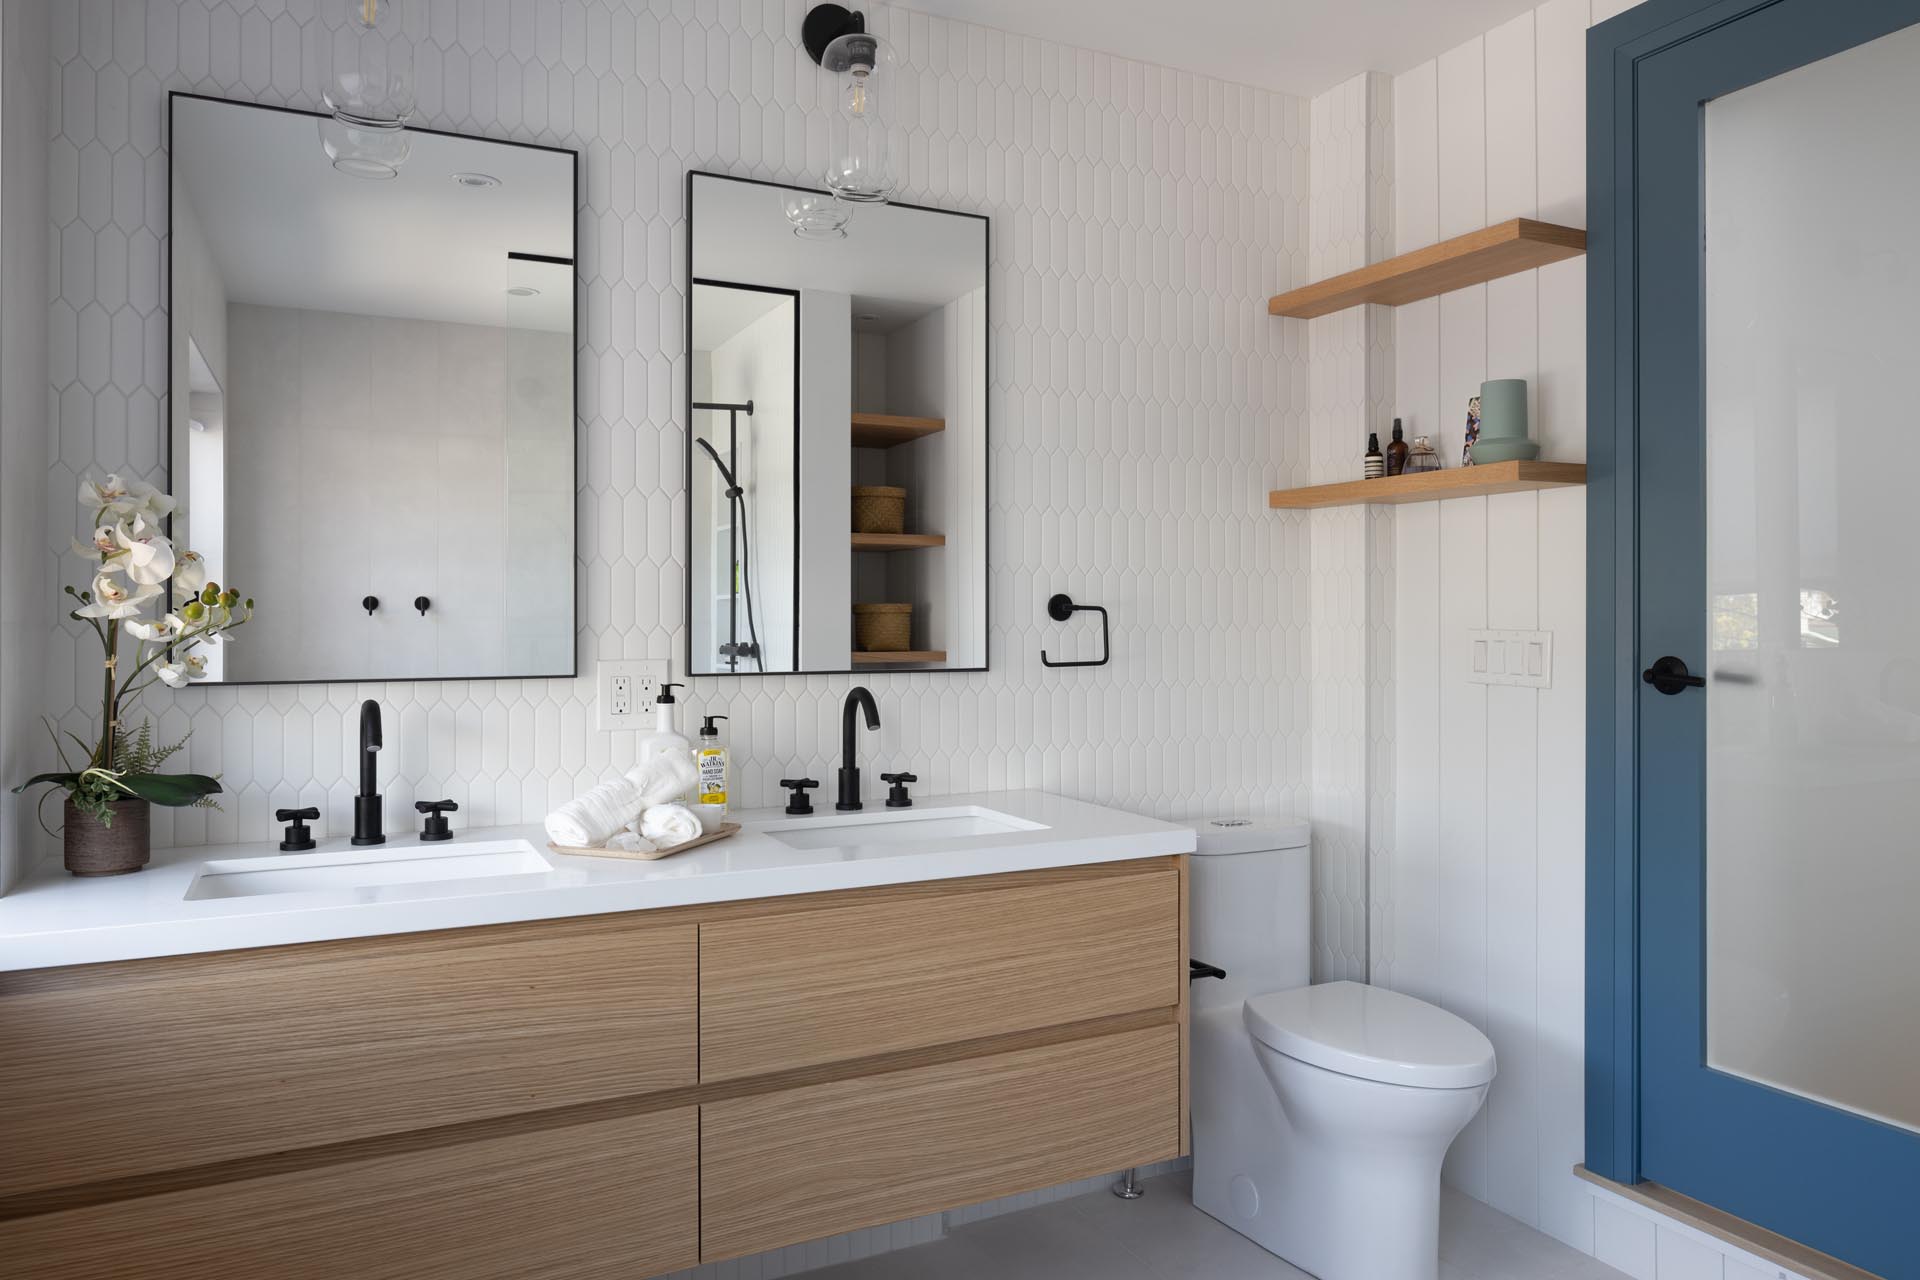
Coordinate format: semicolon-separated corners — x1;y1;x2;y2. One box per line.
1467;629;1553;688
596;659;670;731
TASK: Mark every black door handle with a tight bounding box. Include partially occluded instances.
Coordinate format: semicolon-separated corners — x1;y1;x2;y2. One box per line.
1642;655;1706;695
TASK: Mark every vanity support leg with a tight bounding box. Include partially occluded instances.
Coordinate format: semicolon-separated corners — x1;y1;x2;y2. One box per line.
1111;1167;1144;1200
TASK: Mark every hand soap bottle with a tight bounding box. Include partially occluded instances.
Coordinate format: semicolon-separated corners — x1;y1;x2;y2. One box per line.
637;682;690;768
695;714;730;820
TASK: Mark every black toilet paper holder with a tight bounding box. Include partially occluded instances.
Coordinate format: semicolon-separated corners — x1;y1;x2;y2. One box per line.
1040;593;1110;668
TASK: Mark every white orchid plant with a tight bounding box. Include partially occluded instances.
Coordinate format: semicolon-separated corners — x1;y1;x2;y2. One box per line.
13;474;253;827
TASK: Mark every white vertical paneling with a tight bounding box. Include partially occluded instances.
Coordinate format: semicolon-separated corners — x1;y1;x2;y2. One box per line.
1536;0;1589;464
1536;486;1589;1252
1536;0;1589;226
1657;1226;1728;1280
1592;0;1645;23
1390;502;1441;1002
1483;492;1540;1225
1484;11;1538;224
1387;0;1603;1245
1595;1198;1659;1280
1436;38;1487;240
1436;496;1489;1198
1394;60;1440;252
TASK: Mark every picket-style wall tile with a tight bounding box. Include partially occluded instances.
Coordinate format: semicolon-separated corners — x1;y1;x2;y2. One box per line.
37;1;1313;870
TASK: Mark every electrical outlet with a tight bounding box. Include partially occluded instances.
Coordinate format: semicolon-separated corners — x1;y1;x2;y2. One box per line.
596;659;670;731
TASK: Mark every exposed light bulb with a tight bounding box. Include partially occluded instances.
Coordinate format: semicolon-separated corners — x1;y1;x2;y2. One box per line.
846;67;870;116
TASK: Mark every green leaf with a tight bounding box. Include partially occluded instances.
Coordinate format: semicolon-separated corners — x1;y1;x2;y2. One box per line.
114;772;223;807
13;771;80;795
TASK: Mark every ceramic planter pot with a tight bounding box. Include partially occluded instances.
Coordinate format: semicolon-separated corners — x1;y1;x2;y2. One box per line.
63;796;151;877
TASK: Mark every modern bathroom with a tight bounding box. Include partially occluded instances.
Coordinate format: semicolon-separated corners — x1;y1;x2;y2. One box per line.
0;1;1909;1279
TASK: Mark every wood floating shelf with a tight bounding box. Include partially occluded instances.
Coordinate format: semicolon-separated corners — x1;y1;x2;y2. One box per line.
851;413;945;448
1267;461;1587;510
1267;218;1587;319
851;650;948;665
851;532;947;550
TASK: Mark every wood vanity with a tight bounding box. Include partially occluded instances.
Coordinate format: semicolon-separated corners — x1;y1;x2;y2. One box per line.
0;855;1188;1279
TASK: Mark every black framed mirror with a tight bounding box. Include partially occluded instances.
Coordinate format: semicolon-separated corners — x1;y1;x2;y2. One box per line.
685;171;988;677
168;93;578;684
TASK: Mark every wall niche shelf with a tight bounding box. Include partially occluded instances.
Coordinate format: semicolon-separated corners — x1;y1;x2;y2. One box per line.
851;413;945;448
851;532;946;550
1267;219;1587;319
851;650;948;665
1268;461;1587;510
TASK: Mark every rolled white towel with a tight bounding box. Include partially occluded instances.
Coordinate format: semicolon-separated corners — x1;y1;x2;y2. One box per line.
545;773;644;848
544;753;698;848
638;803;706;850
631;750;697;809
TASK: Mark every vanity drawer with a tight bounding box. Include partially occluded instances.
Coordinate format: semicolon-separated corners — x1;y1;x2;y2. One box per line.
698;861;1181;1082
0;1107;699;1280
700;1024;1180;1262
0;915;697;1198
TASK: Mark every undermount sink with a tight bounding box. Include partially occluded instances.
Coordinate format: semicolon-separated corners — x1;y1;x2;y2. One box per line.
184;840;553;901
763;805;1047;851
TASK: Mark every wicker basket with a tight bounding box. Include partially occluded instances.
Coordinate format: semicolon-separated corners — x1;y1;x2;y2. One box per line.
852;486;906;535
853;603;913;652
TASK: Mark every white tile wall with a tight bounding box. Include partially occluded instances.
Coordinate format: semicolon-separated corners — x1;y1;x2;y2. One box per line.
30;0;1313;866
1;0;52;895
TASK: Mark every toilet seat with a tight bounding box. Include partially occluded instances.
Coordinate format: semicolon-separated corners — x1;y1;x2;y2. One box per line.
1243;981;1496;1090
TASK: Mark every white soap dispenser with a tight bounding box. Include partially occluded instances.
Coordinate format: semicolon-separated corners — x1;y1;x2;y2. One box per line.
695;714;730;821
636;682;690;767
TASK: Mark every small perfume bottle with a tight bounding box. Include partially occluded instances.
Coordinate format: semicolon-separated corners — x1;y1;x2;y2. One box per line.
1386;418;1409;476
1364;433;1385;479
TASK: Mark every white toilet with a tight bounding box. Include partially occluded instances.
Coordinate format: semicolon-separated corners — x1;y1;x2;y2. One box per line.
1186;817;1496;1280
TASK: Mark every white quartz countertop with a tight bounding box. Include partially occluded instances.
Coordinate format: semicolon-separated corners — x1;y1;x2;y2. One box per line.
0;790;1195;971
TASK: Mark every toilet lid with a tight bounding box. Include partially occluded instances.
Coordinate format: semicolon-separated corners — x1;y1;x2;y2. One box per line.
1243;981;1497;1089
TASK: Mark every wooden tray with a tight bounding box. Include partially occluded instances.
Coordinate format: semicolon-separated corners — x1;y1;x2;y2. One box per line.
549;821;741;862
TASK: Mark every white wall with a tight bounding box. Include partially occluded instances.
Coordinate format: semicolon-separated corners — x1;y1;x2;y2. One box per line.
221;303;572;684
33;2;1312;880
1377;0;1592;1251
0;0;50;892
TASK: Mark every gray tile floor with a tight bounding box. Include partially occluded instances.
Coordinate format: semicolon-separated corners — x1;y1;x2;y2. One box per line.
797;1172;1631;1280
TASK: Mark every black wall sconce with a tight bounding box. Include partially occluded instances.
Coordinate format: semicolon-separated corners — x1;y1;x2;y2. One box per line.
1040;593;1110;668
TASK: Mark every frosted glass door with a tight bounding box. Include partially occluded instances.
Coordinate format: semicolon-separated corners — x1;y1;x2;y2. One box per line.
1703;22;1920;1135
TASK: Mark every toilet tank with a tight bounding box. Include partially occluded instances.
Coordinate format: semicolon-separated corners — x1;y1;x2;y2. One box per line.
1185;816;1312;1013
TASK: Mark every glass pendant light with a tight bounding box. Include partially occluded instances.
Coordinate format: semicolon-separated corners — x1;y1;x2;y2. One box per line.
319;0;414;178
317;115;411;180
821;28;893;203
324;0;415;128
782;190;850;240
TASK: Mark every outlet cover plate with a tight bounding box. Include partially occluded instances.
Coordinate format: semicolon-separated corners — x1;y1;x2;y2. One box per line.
1468;629;1553;688
596;659;670;732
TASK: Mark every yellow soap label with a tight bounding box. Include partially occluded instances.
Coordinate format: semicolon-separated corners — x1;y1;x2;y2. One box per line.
697;748;727;803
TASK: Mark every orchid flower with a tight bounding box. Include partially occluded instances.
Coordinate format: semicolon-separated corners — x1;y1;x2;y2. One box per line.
72;525;120;559
124;616;183;643
75;573;162;620
114;512;176;586
153;661;189;689
172;551;207;601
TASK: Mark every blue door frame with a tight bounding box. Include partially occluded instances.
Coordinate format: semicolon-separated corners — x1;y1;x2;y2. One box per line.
1586;1;1920;1273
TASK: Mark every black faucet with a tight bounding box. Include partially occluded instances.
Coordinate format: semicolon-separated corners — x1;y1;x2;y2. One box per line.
352;699;385;846
837;686;881;811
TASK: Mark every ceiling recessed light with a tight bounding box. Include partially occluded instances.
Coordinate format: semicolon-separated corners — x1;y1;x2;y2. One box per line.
506;286;541;297
857;313;880;322
452;172;502;188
